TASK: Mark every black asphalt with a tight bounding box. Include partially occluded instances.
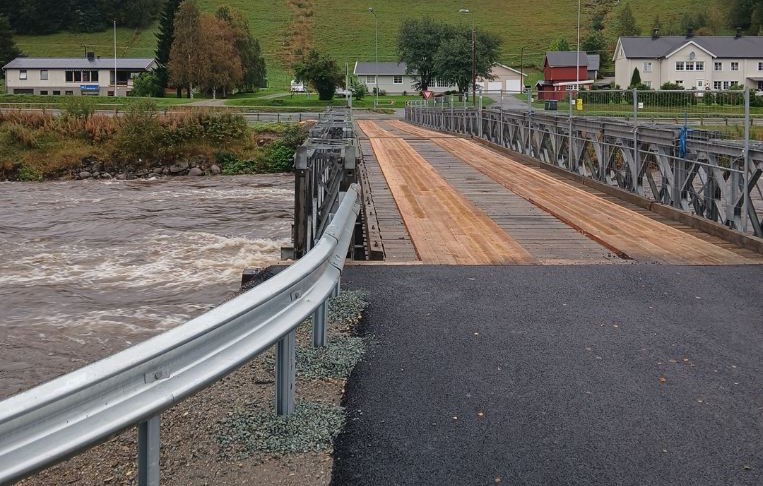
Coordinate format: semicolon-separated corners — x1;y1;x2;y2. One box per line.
331;265;763;486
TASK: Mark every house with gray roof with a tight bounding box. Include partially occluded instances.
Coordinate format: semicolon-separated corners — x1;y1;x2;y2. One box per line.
353;61;526;95
2;54;157;96
614;33;763;91
353;61;457;95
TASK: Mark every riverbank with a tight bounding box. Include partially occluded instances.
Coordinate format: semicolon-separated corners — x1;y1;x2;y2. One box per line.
0;100;309;181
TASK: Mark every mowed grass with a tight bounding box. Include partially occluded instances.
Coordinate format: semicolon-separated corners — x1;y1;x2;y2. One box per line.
11;0;727;91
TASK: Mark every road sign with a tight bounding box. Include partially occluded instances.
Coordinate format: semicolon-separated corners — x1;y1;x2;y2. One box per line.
423;90;432;100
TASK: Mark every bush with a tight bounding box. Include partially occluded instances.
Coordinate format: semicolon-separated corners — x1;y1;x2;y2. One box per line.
199;112;248;146
216;151;260;175
61;96;96;120
130;72;163;98
115;100;162;162
263;141;295;172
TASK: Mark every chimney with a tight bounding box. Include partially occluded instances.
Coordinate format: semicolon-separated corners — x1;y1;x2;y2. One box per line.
735;27;743;38
686;28;694;38
652;28;660;39
86;51;95;61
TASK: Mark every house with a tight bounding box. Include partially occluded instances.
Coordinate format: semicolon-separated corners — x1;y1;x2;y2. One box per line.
353;61;455;95
476;63;527;92
614;32;763;91
354;61;526;95
536;51;599;101
2;54;157;96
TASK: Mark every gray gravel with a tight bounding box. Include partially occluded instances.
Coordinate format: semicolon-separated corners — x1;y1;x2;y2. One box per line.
332;264;763;486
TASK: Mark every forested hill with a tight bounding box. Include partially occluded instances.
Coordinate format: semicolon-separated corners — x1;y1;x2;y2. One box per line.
5;0;760;88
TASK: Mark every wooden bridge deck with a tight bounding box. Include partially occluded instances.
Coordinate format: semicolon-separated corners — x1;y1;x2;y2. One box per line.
356;119;763;265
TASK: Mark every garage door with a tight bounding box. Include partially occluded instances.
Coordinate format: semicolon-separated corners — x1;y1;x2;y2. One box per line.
505;79;521;92
487;81;502;92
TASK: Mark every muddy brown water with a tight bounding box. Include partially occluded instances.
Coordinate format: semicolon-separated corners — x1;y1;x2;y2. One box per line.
0;175;293;399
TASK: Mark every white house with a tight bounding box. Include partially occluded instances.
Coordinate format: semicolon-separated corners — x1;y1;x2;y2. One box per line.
2;54;157;96
353;61;526;95
614;32;763;91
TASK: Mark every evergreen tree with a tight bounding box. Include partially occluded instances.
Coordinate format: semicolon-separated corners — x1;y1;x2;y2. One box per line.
0;14;20;75
629;67;641;88
155;0;182;96
616;3;641;37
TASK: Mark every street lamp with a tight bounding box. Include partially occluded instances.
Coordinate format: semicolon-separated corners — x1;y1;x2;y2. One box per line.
368;8;378;109
459;8;476;105
575;0;581;93
520;46;525;92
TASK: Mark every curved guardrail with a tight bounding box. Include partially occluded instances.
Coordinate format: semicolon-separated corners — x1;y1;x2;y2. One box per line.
0;183;360;485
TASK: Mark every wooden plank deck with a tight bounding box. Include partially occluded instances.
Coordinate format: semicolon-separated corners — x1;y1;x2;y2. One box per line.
358;120;535;265
357;138;418;262
388;121;760;265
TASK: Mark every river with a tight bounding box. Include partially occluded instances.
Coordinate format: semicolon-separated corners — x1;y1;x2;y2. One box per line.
0;175;293;399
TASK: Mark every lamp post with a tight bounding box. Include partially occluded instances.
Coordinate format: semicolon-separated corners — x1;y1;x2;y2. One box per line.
520;46;525;93
459;8;476;105
575;0;581;94
368;8;378;109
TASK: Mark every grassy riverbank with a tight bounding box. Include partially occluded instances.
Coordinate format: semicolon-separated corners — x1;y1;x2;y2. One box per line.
0;100;308;181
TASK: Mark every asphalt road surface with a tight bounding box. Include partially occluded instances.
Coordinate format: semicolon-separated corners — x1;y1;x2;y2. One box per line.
332;264;763;486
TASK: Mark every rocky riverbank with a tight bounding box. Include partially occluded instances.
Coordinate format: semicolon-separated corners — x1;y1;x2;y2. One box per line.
75;157;223;180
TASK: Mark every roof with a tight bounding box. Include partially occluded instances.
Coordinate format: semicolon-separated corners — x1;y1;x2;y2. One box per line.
354;62;408;76
618;35;763;59
545;51;599;70
2;57;157;70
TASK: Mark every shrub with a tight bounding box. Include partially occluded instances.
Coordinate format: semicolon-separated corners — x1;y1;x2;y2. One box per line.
263;141;294;172
216;151;261;175
6;123;39;149
17;162;42;181
199;112;248;146
61;96;96;120
115;100;162;162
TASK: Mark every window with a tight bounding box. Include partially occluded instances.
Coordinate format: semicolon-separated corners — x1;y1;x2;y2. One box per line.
731;81;739;87
758;80;763;90
695;80;704;89
758;62;763;71
19;69;27;80
723;81;731;89
13;88;33;94
64;90;74;95
40;90;48;95
644;80;652;88
731;62;739;71
686;62;695;71
82;71;90;82
40;69;48;80
393;75;403;84
66;71;73;82
74;71;81;82
52;90;60;95
643;62;652;73
107;90;115;97
695;61;704;71
714;62;722;71
366;75;376;83
675;61;685;71
676;80;684;86
713;81;722;90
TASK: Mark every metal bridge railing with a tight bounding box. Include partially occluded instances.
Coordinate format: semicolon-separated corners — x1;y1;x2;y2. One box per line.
0;183;361;485
405;89;763;238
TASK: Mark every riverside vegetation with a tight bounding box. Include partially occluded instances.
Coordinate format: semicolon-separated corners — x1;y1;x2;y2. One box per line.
0;98;308;181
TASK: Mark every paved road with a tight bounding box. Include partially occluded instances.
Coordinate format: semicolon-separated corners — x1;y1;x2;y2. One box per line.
332;265;763;486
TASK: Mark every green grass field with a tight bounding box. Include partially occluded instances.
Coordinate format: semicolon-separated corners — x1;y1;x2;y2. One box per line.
11;0;728;91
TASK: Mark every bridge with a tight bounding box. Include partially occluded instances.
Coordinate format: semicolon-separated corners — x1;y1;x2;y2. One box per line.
1;107;761;485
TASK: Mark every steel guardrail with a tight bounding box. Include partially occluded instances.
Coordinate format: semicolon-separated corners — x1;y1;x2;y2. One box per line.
0;183;360;484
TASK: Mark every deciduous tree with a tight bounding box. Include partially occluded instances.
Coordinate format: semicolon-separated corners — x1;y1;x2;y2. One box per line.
215;6;267;92
398;17;445;92
168;0;203;98
293;49;343;100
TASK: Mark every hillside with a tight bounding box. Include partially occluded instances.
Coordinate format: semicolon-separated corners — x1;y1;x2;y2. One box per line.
12;0;727;89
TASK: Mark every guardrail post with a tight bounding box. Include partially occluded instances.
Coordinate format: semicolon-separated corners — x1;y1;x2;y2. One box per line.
137;415;160;486
313;301;328;348
276;330;296;415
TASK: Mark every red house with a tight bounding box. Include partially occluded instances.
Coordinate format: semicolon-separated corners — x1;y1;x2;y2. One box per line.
536;51;599;101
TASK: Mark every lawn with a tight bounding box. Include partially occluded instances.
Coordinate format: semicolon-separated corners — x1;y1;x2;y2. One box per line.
224;93;424;110
12;0;730;93
0;94;197;110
